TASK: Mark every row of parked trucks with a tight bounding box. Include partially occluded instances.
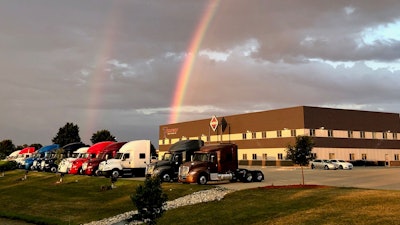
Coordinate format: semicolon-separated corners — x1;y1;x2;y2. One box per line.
8;140;264;185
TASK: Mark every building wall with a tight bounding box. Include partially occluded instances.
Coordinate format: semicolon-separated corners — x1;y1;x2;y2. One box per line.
159;106;400;165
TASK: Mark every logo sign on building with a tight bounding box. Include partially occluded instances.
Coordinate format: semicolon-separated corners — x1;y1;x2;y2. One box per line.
210;115;219;132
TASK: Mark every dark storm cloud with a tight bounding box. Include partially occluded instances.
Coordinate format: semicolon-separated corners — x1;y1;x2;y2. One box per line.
0;0;399;146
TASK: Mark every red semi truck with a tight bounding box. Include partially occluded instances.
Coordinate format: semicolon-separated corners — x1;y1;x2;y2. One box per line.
84;142;126;176
69;141;115;175
178;143;264;184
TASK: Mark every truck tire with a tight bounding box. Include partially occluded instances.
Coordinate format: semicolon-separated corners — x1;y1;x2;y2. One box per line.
253;171;264;182
160;172;172;183
50;166;57;173
111;169;120;179
311;164;315;169
244;172;253;183
95;170;102;176
197;174;208;185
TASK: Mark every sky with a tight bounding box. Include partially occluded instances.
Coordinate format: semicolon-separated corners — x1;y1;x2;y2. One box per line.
1;0;400;148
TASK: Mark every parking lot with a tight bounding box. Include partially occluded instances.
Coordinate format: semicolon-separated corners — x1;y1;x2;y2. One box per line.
216;166;400;191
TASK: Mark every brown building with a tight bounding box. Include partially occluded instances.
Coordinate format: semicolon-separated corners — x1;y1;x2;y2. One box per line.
159;106;400;166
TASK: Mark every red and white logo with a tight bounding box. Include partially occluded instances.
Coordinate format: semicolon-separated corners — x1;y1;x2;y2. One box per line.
210;115;218;132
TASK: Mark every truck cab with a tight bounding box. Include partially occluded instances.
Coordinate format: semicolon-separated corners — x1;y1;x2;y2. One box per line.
179;143;264;185
69;141;115;175
84;142;126;176
25;144;60;171
146;140;204;182
58;146;89;174
98;140;156;178
15;147;36;168
41;142;88;173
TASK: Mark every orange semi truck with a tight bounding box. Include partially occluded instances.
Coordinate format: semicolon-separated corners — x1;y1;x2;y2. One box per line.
178;143;264;185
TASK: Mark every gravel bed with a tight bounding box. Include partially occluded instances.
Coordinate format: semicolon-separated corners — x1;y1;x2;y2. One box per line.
83;187;234;225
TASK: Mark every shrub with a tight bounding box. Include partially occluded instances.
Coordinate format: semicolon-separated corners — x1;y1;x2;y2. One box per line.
0;160;17;172
131;176;168;225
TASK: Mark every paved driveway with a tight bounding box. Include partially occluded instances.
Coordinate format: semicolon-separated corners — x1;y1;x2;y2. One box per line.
217;166;400;191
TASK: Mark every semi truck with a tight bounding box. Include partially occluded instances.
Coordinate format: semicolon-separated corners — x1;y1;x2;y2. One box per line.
146;140;204;182
15;147;36;168
178;143;264;185
41;142;88;173
58;146;90;174
25;144;60;171
98;140;156;178
83;141;126;176
69;141;115;175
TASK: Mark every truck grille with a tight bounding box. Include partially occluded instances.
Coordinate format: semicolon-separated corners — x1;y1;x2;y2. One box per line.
179;166;189;177
146;165;155;174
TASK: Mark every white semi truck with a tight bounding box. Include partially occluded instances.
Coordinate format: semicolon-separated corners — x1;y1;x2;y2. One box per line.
98;140;156;178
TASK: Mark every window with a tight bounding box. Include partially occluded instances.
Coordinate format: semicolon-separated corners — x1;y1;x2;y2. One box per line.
252;154;257;160
277;130;282;137
348;130;353;138
383;132;387;139
310;129;316;136
311;153;317;159
262;132;267;139
242;133;247;140
372;132;376;139
360;131;365;138
394;133;398;140
277;153;283;160
252;132;257;139
291;129;296;137
395;154;399;161
242;154;247;160
361;154;367;160
329;153;335;159
262;153;268;160
349;153;355;161
328;129;333;137
139;153;145;159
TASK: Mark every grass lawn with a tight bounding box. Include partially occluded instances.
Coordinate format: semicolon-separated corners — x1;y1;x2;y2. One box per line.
2;170;400;225
0;169;213;225
158;186;400;225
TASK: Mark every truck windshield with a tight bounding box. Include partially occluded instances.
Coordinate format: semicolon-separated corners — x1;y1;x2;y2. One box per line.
162;153;172;161
115;152;124;159
192;153;208;162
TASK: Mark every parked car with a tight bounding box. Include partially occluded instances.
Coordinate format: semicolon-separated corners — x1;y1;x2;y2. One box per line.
310;159;337;170
330;159;353;170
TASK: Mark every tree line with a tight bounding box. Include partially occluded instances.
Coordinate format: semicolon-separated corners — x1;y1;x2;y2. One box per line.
0;122;117;159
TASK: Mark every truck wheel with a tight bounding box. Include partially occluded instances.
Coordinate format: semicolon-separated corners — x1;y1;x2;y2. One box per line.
253;171;264;182
111;169;120;179
50;166;57;173
244;172;253;182
311;164;315;169
324;165;329;170
95;170;102;176
197;174;208;185
161;172;172;183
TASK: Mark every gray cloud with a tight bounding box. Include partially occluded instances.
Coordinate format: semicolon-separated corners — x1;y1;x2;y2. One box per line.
0;0;399;147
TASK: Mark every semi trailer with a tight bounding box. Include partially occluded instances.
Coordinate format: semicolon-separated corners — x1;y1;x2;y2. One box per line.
178;143;264;185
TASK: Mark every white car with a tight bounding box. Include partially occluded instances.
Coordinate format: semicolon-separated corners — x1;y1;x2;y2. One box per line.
310;159;337;170
330;159;353;170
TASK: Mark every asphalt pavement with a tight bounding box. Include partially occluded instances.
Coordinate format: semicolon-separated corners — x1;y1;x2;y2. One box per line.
216;166;400;191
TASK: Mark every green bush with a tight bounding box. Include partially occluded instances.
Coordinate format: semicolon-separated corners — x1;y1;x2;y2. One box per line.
0;160;17;172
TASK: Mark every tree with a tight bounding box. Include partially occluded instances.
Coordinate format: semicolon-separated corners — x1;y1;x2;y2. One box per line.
90;130;116;144
30;143;43;151
52;122;81;147
0;139;16;159
286;135;315;185
131;176;168;224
